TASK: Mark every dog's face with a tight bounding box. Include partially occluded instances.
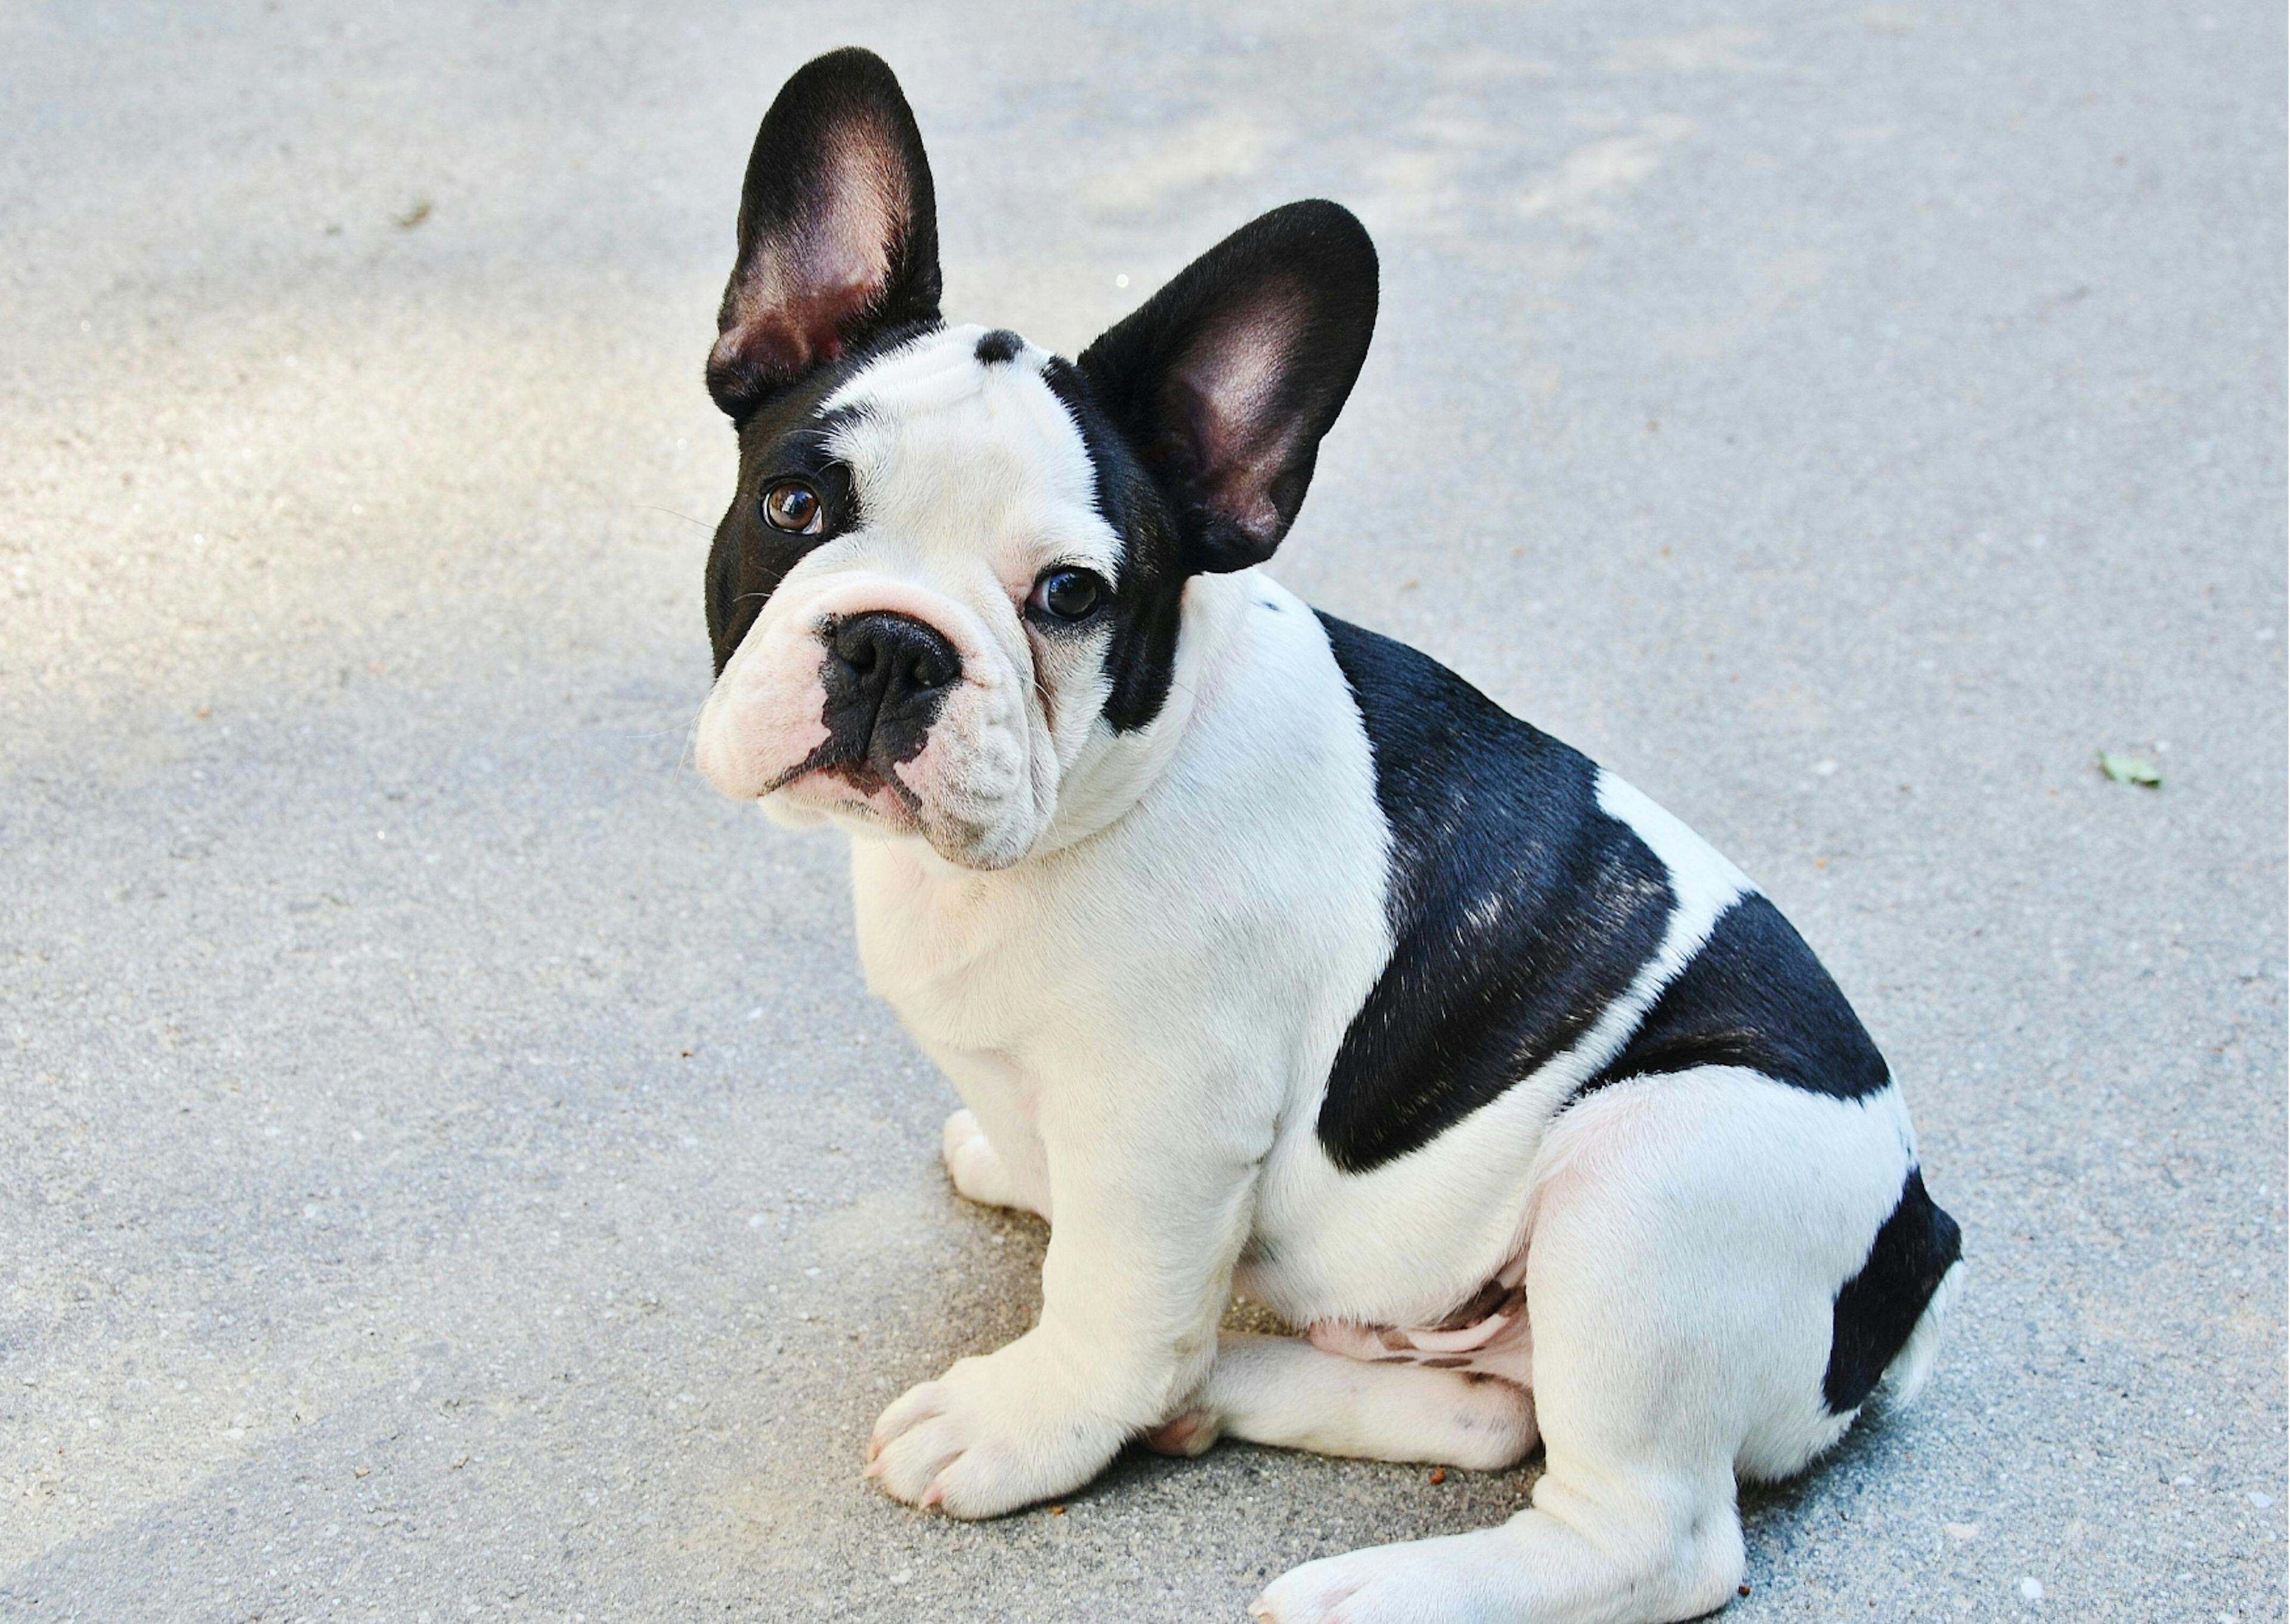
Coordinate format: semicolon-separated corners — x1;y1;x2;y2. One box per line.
694;49;1378;869
696;325;1179;869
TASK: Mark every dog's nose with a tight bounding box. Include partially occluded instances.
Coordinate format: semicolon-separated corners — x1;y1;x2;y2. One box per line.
822;611;962;764
830;611;960;698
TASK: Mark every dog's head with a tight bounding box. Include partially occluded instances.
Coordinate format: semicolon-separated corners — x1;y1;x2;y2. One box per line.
694;48;1376;869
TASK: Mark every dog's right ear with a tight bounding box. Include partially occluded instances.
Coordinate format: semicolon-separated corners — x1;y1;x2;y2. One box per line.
705;49;941;421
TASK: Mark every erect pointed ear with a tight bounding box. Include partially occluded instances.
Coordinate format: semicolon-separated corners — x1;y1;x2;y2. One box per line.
1076;201;1377;574
705;48;942;420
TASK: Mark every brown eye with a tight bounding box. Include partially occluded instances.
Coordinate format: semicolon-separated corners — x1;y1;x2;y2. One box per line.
760;479;822;534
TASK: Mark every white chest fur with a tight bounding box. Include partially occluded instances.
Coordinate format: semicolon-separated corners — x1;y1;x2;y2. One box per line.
842;572;1772;1337
848;572;1394;1251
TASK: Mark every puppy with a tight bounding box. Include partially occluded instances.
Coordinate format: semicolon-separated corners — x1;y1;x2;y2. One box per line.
694;48;1963;1624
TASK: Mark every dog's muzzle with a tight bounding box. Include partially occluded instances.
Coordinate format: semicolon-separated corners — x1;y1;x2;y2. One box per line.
806;610;962;780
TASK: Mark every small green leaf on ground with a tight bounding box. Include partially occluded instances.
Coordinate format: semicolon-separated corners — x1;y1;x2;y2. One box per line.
2096;749;2161;787
395;197;433;230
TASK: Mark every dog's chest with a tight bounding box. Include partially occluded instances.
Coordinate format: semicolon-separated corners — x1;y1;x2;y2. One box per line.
841;585;1402;1208
847;848;1050;1054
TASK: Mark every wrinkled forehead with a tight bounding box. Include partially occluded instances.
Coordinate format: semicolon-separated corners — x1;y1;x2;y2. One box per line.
819;325;1115;569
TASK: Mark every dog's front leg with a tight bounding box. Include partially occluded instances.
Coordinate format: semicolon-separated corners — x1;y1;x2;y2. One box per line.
867;1073;1261;1518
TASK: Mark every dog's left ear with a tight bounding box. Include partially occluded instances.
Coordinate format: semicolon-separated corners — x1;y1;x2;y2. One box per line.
1078;200;1377;574
706;48;942;420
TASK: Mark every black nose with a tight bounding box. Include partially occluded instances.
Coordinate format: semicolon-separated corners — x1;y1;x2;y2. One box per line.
822;611;962;765
831;611;960;696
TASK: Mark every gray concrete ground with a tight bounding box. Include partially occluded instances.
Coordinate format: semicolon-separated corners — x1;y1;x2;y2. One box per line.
2;2;2283;1620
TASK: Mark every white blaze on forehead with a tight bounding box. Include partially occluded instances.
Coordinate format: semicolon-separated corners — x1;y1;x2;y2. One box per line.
818;327;1116;574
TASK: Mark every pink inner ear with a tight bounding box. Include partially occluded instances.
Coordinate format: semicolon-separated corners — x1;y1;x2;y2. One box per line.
1169;282;1310;543
715;121;910;379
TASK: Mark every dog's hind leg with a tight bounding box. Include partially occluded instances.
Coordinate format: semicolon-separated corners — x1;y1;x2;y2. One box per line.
1255;1068;1930;1624
1144;1332;1537;1471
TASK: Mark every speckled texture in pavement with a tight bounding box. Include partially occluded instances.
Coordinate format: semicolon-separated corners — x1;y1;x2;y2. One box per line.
1;3;2282;1621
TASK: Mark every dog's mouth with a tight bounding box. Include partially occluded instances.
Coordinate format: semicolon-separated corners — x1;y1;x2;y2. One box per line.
815;759;915;808
766;743;924;825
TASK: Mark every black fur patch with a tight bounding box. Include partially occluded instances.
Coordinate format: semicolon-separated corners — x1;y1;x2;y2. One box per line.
704;343;925;676
973;328;1023;364
1314;615;1677;1172
1576;894;1892;1101
1822;1169;1961;1413
1039;357;1186;732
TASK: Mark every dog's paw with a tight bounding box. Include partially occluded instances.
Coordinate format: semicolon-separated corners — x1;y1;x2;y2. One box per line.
939;1108;1036;1213
865;1338;1124;1518
1252;1547;1378;1623
1252;1536;1486;1624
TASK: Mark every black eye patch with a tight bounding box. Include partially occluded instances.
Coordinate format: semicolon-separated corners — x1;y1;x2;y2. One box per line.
705;398;870;675
1037;356;1187;732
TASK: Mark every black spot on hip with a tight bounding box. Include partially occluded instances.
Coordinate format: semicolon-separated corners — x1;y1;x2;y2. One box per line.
1823;1168;1961;1414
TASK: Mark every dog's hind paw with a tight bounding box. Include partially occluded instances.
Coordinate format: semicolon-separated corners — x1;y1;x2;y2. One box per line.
1251;1552;1372;1624
1252;1533;1500;1624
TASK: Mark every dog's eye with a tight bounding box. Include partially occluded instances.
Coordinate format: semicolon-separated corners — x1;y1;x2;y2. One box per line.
760;479;822;534
1029;568;1106;622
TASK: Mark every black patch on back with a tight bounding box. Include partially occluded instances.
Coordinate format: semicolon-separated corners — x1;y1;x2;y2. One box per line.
1576;894;1892;1101
1039;357;1186;732
973;328;1023;364
1314;615;1677;1171
1822;1169;1961;1414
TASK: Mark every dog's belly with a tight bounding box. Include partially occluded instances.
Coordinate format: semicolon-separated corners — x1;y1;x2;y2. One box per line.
1238;1111;1551;1334
1301;1250;1536;1389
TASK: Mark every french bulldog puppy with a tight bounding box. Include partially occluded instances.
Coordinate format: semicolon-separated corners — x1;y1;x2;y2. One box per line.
694;48;1961;1624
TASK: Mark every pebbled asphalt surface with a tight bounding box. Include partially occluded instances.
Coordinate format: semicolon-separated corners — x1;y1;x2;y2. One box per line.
1;2;2282;1620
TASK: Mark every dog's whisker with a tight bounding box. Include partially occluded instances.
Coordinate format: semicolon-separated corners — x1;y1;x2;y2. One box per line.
638;504;715;531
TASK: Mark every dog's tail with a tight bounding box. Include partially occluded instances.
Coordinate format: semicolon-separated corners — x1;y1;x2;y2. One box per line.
1879;1254;1964;1408
1825;1164;1962;1418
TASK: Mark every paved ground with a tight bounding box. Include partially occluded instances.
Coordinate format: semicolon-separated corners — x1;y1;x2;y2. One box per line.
2;2;2283;1621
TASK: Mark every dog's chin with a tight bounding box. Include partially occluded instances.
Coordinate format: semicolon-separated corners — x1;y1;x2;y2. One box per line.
763;767;1038;871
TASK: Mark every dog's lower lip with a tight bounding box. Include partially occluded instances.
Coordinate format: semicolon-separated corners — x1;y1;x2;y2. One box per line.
769;757;920;823
760;756;861;796
822;761;895;797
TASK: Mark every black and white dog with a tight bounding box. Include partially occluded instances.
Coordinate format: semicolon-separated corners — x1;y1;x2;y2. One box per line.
694;49;1962;1624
